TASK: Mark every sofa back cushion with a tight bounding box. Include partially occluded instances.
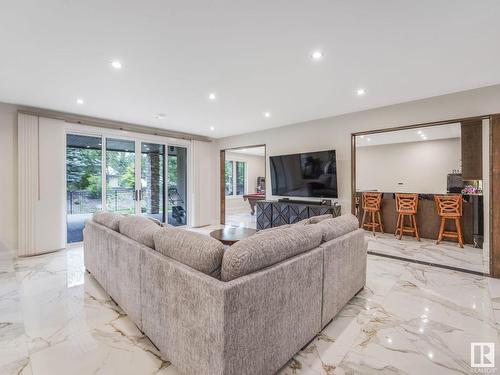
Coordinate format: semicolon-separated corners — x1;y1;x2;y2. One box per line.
316;214;359;243
93;211;123;231
307;214;333;224
153;228;224;278
119;215;162;249
221;225;322;281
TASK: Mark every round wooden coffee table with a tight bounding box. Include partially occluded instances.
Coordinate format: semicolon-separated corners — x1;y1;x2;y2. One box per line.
209;227;257;245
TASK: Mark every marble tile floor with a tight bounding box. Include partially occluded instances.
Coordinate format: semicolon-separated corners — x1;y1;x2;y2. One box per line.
2;241;500;374
366;231;489;275
225;211;257;229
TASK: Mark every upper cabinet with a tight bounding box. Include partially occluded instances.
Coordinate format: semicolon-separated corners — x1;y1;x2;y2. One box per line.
461;119;483;180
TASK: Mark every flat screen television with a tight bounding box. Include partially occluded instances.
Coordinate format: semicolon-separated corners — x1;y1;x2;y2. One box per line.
270;150;338;198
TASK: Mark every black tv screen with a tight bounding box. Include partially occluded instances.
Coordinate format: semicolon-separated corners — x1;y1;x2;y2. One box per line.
270;150;338;198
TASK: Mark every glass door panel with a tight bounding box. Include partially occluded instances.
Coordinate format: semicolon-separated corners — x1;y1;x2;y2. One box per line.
66;134;103;243
141;142;165;222
106;138;136;213
168;146;188;226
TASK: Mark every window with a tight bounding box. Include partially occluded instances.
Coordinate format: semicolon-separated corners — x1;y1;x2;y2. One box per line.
225;160;246;196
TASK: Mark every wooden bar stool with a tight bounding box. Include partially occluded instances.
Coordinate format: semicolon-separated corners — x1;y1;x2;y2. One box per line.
434;195;464;248
361;192;384;236
394;193;420;241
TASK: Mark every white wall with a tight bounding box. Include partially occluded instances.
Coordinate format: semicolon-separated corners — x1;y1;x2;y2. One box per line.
0;103;18;253
215;84;500;221
356;138;461;194
225;151;265;214
191;140;218;226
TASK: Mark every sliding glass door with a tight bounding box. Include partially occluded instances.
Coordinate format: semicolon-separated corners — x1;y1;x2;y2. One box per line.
66;134;103;243
106;138;136;214
141;142;165;222
167;146;188;226
66;132;189;243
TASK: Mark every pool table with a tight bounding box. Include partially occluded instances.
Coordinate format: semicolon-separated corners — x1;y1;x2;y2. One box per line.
243;193;266;215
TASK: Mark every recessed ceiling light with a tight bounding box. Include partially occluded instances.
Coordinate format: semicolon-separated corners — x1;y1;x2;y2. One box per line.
360;135;365;139
422;136;427;140
76;98;84;105
209;126;215;131
208;93;217;101
264;112;271;118
311;50;323;60
111;60;122;70
357;88;366;96
155;114;166;120
417;130;422;135
366;137;371;142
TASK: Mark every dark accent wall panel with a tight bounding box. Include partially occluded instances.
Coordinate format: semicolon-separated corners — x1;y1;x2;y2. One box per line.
288;204;309;224
256;201;341;230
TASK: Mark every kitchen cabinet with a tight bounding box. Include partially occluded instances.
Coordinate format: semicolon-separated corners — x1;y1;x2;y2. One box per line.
461;119;483;180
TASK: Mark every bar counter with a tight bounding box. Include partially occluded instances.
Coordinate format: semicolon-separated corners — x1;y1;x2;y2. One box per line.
356;192;483;247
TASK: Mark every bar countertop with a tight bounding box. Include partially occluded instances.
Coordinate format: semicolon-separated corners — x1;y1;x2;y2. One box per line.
356;191;483;247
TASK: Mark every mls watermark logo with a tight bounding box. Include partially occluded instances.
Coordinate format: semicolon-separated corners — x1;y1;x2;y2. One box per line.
471;342;495;371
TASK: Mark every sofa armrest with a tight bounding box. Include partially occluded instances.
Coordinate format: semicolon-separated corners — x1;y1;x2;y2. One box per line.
320;228;367;328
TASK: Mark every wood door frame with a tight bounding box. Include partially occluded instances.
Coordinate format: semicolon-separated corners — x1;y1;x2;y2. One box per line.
220;144;267;225
350;114;499;277
491;115;500;277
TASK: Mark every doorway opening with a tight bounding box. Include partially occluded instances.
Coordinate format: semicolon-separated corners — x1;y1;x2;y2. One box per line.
352;117;491;275
220;145;266;229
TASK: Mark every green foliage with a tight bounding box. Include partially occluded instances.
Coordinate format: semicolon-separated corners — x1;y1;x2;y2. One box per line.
168;156;178;186
66;147;102;198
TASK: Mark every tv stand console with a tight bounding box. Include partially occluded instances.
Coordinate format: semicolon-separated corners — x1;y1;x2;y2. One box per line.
256;200;341;230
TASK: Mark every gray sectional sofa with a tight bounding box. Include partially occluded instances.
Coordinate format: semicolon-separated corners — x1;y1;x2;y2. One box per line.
83;212;367;375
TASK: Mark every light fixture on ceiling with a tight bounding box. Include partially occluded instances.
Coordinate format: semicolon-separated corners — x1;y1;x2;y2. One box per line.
366;137;371;142
357;88;366;96
209;126;215;131
111;60;122;70
311;50;323;61
76;98;84;105
360;135;365;139
208;93;217;101
417;130;422;135
422;136;427;140
155;114;166;120
264;112;271;118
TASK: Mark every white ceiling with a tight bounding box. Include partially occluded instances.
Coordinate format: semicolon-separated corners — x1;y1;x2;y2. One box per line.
229;146;266;156
1;1;500;139
356;123;461;147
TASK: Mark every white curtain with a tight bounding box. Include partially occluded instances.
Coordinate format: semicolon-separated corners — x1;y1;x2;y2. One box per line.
18;113;65;256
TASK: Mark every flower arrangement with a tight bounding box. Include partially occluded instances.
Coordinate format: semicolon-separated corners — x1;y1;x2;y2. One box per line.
461;184;477;194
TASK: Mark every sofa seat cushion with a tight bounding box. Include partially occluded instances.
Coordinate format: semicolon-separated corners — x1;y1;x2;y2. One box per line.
221;225;322;281
93;211;123;231
153;228;224;278
119;215;162;249
316;214;359;243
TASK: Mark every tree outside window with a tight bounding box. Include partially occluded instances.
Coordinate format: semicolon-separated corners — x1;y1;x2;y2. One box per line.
225;160;246;196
